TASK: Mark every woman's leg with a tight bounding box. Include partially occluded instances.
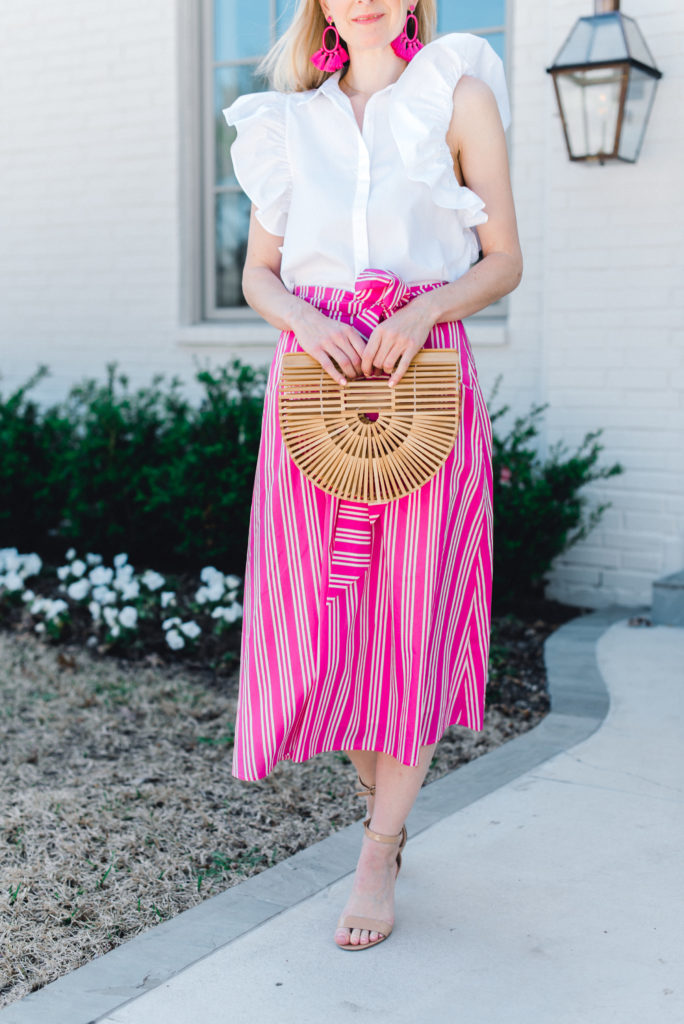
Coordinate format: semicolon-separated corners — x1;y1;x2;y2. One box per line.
346;749;378;817
335;743;437;948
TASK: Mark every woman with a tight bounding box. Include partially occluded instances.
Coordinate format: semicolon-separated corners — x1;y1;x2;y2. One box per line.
222;0;522;951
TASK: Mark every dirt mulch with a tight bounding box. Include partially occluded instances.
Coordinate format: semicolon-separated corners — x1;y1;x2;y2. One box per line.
0;602;579;1009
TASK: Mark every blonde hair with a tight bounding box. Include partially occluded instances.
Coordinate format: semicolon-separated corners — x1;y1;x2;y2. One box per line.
258;1;437;93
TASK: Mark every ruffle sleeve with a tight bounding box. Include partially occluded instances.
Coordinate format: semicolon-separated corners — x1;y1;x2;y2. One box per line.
222;91;291;237
388;33;511;228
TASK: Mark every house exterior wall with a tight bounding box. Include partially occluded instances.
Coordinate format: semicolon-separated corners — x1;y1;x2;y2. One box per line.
500;0;684;608
0;0;187;400
0;0;682;608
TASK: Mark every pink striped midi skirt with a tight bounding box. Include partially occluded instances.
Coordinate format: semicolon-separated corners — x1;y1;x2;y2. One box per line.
233;270;493;781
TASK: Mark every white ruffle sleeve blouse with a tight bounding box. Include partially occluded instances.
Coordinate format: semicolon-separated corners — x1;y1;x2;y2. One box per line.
222;33;511;293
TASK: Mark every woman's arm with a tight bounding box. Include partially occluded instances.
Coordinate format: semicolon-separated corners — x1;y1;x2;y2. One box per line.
241;208;366;384
362;74;523;384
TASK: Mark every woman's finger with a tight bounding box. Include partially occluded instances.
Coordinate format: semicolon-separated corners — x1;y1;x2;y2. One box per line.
346;328;367;361
325;341;360;381
388;348;416;388
361;330;382;376
314;349;348;386
326;329;364;373
382;344;404;377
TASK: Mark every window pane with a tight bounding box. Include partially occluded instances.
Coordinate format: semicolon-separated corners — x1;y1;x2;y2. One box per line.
276;0;296;32
479;30;505;61
214;0;272;61
216;190;252;307
215;65;268;188
438;0;505;33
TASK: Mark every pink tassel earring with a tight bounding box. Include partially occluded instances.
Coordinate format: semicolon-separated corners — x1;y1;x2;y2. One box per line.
391;3;423;61
311;16;349;72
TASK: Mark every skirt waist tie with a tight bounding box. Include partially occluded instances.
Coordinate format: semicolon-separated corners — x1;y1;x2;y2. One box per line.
315;268;432;604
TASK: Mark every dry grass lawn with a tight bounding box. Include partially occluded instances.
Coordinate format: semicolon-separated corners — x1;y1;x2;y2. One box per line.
1;618;553;1009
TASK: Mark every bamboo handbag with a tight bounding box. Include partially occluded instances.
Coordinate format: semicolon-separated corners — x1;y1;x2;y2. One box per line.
278;349;462;503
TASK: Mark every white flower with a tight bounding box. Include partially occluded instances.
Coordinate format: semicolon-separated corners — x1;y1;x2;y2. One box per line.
225;574;241;588
89;566;114;586
200;566;224;585
162;616;182;631
22;553;42;579
35;622;46;634
86;552;103;566
65;547;76;562
119;606;138;629
119;580;140;601
88;601;102;622
91;585;117;605
165;629;185;650
70;559;87;578
195;584;226;605
102;606;118;629
1;571;24;592
180;620;201;639
113;565;135;589
160;591;176;609
57;565;71;581
113;553;128;569
0;548;20;572
45;599;69;621
67;578;90;601
22;589;36;603
141;569;165;591
30;597;47;615
211;603;243;624
109;623;121;638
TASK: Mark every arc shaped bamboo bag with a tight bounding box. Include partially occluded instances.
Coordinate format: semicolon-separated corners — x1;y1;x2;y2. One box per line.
278;349;462;503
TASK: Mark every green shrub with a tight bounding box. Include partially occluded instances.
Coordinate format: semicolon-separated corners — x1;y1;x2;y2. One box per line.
0;361;267;574
1;363;622;604
489;377;623;611
0;366;73;550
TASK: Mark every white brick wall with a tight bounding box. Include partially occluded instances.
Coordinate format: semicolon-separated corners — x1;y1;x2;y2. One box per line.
475;0;684;609
0;0;192;405
0;0;682;608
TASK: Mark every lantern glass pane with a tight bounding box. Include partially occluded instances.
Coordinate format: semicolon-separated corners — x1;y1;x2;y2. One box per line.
618;67;658;162
553;18;594;66
556;67;623;158
621;15;657;67
587;14;628;63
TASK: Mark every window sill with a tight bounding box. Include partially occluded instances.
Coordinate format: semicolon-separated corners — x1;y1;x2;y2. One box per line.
177;318;508;349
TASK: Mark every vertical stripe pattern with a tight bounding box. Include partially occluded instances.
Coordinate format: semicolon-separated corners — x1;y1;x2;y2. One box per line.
233;270;493;781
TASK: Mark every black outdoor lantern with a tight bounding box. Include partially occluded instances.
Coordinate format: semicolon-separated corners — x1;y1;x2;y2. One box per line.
546;0;663;163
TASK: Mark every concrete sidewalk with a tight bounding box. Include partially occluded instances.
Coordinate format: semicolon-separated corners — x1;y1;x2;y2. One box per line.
3;607;683;1023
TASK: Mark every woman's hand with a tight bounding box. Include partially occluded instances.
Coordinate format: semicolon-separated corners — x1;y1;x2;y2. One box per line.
291;303;367;386
240;208;365;386
360;295;436;387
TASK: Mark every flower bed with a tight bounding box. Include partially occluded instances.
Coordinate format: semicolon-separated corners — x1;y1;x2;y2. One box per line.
0;547;243;674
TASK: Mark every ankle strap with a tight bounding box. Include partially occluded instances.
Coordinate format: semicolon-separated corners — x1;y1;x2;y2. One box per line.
363;817;404;845
355;774;376;798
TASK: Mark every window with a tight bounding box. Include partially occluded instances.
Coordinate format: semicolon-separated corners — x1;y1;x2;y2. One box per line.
210;1;296;316
207;0;508;318
437;1;506;61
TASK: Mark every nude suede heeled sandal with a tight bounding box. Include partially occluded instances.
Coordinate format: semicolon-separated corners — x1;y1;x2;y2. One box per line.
336;817;408;952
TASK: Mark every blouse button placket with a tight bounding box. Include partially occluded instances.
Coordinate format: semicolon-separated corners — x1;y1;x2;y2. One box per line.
351;98;375;278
